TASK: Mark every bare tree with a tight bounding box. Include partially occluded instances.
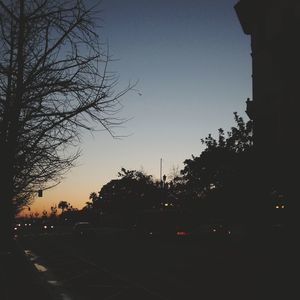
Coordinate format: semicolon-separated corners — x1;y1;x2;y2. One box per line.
168;165;181;182
0;0;133;243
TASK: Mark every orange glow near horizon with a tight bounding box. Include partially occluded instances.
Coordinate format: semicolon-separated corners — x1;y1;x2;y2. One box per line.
18;178;106;217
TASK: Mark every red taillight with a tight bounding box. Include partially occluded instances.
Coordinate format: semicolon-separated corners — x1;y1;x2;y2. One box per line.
176;231;189;236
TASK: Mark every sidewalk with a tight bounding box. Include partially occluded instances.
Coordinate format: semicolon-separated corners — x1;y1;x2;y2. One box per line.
0;239;56;300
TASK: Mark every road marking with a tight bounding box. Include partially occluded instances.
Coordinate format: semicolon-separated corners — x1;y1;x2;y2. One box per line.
48;280;62;286
24;249;74;300
24;249;39;261
24;243;169;300
34;262;48;272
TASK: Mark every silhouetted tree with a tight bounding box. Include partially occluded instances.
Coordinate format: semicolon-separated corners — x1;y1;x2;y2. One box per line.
89;192;98;204
168;165;181;183
58;201;69;214
42;210;48;219
0;0;133;243
95;168;161;215
86;202;93;209
60;206;81;223
181;113;254;221
50;205;57;219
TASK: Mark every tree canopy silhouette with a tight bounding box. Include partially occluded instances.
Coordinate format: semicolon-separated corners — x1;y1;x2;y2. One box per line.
93;168;161;215
181;113;254;221
58;201;70;214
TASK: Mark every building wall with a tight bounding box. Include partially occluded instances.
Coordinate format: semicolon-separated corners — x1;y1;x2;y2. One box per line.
235;0;300;205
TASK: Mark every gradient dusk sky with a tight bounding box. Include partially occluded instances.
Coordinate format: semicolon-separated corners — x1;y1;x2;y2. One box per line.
27;0;252;215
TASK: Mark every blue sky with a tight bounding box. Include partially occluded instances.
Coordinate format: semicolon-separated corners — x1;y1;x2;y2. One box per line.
29;0;252;214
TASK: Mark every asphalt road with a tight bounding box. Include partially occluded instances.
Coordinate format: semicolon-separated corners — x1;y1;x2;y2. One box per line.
19;228;294;300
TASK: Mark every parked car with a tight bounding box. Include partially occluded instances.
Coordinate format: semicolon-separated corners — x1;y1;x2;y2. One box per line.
73;222;95;237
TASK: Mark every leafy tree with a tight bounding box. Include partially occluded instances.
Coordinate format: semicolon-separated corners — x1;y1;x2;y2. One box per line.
89;192;98;204
180;113;254;221
0;0;132;242
58;200;69;214
85;202;93;209
94;168;161;215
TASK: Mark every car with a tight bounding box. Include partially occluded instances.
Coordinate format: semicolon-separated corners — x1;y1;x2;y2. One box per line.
13;223;23;237
41;223;55;233
73;222;95;237
13;222;35;236
133;209;194;239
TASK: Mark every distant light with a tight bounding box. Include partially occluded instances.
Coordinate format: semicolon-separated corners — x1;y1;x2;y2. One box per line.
14;227;18;231
281;205;285;209
164;203;169;207
213;229;217;232
43;225;47;229
51;225;54;228
275;205;280;209
176;231;189;236
149;232;153;235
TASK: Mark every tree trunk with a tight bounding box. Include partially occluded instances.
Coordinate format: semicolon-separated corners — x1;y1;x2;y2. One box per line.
0;173;15;251
0;0;25;251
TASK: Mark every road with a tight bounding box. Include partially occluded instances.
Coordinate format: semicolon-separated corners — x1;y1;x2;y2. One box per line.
19;227;293;300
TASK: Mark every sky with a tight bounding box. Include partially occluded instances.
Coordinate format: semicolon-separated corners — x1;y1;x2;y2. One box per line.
26;0;252;215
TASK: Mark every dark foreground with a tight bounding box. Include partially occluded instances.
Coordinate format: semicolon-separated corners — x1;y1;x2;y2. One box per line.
0;240;54;300
15;227;295;300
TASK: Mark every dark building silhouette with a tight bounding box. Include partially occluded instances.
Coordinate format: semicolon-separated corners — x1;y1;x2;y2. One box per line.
235;0;299;216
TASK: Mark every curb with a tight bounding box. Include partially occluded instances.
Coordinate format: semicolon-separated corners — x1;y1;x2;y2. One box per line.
1;240;60;300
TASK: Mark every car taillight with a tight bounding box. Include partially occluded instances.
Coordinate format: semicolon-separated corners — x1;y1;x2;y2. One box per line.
176;231;189;236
